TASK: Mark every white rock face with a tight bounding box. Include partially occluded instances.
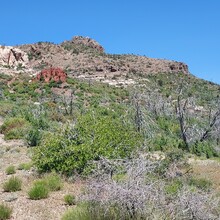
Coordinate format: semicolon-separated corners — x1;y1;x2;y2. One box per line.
0;45;29;68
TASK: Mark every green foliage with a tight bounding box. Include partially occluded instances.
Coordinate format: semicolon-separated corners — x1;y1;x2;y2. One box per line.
26;128;42;146
64;194;76;205
61;203;119;220
0;204;12;220
0;117;30;140
190;141;219;158
188;177;212;191
150;135;182;151
33;108;142;175
0;101;14;117
165;179;183;195
5;165;16;175
3;176;22;192
28;173;62;200
28;180;49;200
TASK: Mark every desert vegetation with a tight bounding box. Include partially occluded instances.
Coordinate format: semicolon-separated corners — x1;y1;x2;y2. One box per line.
0;67;220;219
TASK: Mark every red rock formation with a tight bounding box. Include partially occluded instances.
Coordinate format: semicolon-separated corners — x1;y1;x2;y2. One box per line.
35;67;67;83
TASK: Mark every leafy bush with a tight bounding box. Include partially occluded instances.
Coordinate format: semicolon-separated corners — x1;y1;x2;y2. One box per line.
5;165;16;175
3;176;22;192
0;117;30;140
26;128;42;146
0;204;12;220
64;194;76;205
28;180;49;200
33;109;142;175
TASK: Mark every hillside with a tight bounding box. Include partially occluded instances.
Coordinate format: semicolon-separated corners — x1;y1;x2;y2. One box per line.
1;36;188;86
0;36;220;219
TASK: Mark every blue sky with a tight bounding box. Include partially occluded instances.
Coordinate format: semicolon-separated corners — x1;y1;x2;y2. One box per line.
0;0;220;84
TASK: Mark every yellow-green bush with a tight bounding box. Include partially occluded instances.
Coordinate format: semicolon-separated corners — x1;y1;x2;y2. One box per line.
33;109;142;175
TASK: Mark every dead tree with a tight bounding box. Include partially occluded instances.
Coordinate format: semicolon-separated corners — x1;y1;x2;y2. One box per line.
200;108;220;142
175;96;189;150
132;93;143;132
175;93;220;150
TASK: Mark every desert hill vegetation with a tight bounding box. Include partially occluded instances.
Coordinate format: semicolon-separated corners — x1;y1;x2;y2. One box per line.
0;36;220;219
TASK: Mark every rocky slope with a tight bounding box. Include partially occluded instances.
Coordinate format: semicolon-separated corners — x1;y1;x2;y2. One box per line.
0;36;189;86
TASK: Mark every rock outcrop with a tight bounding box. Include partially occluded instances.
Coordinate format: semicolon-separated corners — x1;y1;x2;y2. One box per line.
35;67;67;83
12;36;190;86
61;36;105;53
0;46;28;68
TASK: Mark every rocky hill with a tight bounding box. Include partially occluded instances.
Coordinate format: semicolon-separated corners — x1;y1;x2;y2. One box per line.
0;36;189;86
0;36;220;220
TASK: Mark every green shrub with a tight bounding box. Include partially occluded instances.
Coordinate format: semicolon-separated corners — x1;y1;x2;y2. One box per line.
64;194;76;205
3;176;22;192
28;180;49;200
26;128;42;146
44;173;62;191
33;109;142;175
0;117;30;140
190;141;218;158
0;204;12;220
5;165;16;175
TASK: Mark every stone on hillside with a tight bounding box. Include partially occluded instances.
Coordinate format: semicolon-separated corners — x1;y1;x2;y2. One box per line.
0;46;28;68
35;67;67;83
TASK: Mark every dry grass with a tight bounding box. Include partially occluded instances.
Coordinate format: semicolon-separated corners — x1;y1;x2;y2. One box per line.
189;158;220;192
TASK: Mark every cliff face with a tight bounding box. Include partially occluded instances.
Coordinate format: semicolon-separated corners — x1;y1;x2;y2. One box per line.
1;36;189;85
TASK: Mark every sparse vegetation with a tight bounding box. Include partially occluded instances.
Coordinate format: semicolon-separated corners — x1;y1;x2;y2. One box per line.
0;204;12;220
64;194;76;205
5;165;16;175
3;176;22;192
17;162;32;171
28;180;49;200
0;39;219;219
0;117;30;140
44;172;63;191
188;177;212;191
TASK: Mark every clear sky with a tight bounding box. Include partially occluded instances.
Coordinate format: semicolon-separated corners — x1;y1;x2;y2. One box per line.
0;0;220;84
